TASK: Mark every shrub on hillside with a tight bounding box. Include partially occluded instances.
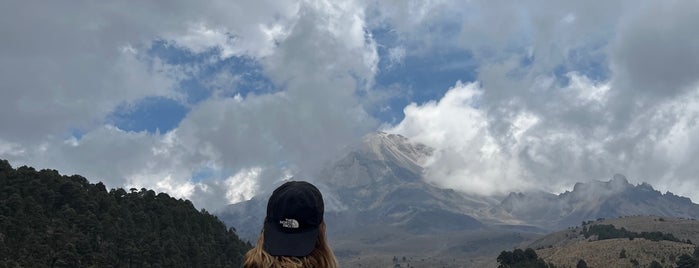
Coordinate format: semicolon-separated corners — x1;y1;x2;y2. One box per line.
496;248;555;268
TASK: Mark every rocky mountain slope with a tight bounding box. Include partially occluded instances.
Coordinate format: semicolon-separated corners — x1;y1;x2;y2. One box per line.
491;174;699;229
218;132;699;267
219;132;518;266
219;132;497;242
319;132;492;233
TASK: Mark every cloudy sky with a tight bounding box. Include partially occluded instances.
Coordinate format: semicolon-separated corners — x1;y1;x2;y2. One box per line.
2;0;699;211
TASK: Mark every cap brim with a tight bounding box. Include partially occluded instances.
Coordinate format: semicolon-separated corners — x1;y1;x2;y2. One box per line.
263;220;319;257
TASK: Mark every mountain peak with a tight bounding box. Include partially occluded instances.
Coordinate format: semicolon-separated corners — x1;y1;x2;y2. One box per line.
494;174;699;229
571;175;632;194
612;173;628;182
360;132;433;162
612;173;629;185
317;132;433;188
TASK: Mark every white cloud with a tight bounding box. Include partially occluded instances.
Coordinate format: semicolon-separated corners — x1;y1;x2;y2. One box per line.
169;24;239;58
263;0;378;87
0;0;305;144
609;0;699;119
373;0;699;201
153;174;196;199
386;81;530;195
388;73;699;202
0;0;381;211
224;167;262;204
0;140;25;157
4;0;699;211
387;46;406;66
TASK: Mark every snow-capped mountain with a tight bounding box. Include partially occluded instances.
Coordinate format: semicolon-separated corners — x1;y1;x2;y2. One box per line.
219;132;492;241
218;132;699;243
319;132;490;233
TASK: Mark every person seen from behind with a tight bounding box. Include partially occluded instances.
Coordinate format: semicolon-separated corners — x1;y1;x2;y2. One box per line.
244;181;337;268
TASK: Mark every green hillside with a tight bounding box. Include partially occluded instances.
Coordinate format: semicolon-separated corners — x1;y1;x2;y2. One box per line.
0;159;250;267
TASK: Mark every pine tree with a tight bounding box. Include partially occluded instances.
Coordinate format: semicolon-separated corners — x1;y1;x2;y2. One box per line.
576;259;588;268
0;159;251;267
676;254;698;268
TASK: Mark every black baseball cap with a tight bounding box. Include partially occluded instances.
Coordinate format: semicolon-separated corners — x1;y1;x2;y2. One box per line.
263;181;324;257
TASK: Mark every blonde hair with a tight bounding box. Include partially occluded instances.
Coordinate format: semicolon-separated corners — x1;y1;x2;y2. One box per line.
243;222;337;268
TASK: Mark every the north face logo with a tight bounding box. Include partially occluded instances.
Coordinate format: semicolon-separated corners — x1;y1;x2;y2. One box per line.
279;218;299;229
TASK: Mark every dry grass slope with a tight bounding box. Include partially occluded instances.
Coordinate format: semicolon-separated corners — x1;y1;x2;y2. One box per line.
537;238;693;268
531;216;699;268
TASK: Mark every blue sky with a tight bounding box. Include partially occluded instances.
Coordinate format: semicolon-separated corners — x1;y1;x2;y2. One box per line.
107;28;482;134
2;0;699;211
107;43;277;134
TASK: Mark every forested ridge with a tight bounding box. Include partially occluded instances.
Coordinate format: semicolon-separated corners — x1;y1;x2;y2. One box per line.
0;159;251;267
582;224;687;243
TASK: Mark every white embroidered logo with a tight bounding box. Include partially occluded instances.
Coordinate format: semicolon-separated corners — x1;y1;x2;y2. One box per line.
280;218;300;229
